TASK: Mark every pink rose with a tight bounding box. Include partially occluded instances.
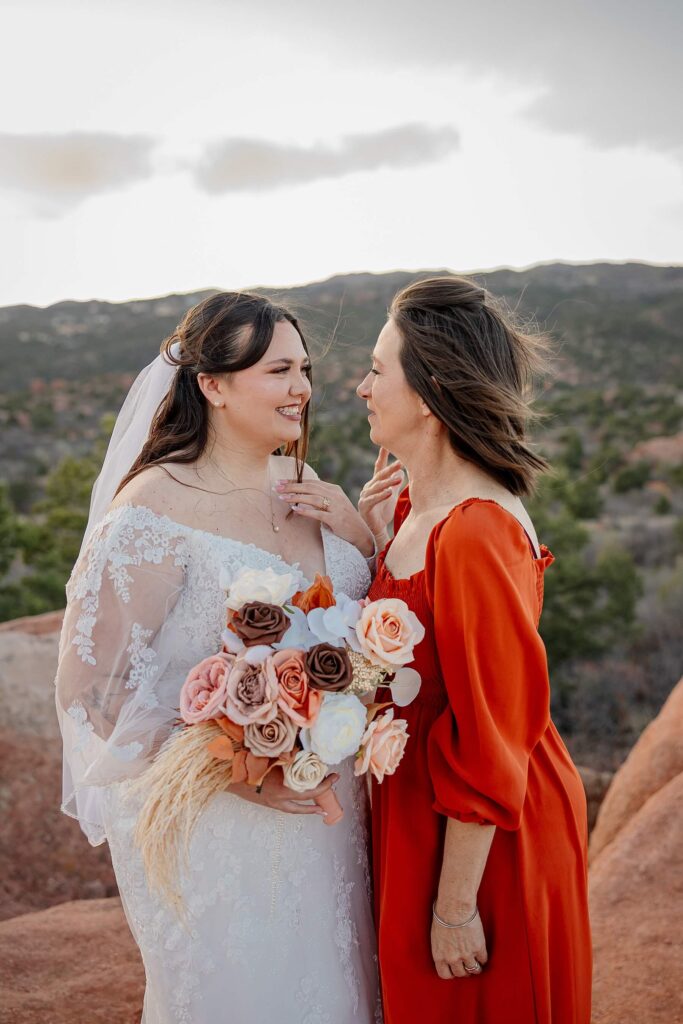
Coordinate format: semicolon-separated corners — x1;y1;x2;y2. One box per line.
180;653;234;725
354;709;409;783
272;649;322;728
224;657;279;725
355;598;425;669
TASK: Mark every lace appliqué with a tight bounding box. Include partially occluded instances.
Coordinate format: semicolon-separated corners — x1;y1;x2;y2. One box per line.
66;699;94;753
126;623;160;707
67;506;189;667
297;974;333;1024
333;854;361;1014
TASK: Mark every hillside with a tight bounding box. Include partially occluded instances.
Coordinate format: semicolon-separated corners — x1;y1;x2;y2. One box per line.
0;262;682;771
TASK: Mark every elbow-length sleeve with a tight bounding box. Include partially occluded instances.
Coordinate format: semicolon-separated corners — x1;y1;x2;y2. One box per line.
424;504;551;831
55;506;188;845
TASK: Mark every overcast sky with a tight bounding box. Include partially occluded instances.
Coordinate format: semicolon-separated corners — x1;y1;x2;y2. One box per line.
0;0;680;307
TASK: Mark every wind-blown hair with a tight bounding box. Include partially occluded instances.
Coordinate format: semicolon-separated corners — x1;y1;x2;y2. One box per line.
390;276;549;495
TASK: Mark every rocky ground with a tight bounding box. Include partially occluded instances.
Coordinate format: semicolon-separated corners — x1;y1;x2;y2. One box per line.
0;611;680;1022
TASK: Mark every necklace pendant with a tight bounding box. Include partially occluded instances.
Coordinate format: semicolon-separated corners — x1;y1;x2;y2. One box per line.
273;525;280;532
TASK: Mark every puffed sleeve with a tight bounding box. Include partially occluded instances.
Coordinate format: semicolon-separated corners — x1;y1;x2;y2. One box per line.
424;503;550;831
55;505;187;845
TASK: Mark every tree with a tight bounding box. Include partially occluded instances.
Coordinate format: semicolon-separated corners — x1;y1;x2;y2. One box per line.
0;484;18;577
528;480;642;673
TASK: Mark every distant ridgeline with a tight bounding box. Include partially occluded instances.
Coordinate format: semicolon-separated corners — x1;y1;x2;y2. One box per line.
0;263;682;393
0;263;682;774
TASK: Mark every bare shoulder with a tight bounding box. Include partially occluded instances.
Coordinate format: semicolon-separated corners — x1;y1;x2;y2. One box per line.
271;454;319;480
109;464;184;517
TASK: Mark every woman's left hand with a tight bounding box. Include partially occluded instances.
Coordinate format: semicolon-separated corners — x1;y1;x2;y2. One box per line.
431;906;488;980
274;478;375;557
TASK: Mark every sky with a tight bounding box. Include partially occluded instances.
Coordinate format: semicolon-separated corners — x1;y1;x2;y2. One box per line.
0;0;681;307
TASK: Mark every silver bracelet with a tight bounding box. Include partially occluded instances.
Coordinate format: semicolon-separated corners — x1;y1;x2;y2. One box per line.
432;902;479;929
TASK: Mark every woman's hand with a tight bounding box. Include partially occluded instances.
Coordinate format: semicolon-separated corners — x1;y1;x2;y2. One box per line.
431;904;488;980
358;448;404;545
274;478;375;557
230;766;340;816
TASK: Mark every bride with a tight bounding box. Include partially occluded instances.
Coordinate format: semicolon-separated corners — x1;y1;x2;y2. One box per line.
55;292;382;1023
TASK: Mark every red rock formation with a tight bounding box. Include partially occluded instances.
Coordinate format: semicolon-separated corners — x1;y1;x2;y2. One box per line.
589;677;683;1023
0;898;144;1024
0;624;117;921
629;431;683;465
0;609;64;635
589;772;683;1024
590;678;683;863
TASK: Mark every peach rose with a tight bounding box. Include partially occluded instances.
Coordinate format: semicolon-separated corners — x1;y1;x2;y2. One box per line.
179;653;234;725
355;598;425;669
354;709;409;783
272;649;322;728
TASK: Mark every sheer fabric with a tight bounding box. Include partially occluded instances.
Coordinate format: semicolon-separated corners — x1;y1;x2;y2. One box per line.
55;504;381;1023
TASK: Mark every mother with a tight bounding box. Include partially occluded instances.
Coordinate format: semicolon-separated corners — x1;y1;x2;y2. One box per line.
357;277;592;1023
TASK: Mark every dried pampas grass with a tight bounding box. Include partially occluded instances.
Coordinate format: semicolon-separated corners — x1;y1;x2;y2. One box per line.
132;720;232;911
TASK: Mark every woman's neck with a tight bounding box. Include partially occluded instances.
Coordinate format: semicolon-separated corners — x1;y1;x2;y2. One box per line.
402;436;502;516
195;429;276;492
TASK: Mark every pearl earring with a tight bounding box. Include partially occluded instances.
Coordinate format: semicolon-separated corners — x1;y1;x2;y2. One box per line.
214;401;222;407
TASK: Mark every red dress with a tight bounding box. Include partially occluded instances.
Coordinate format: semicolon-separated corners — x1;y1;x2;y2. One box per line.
370;494;592;1024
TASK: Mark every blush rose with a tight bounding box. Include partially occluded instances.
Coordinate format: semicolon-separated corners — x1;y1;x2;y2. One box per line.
179;653;234;725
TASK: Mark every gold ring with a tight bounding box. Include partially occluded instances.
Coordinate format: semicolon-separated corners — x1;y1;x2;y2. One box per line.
321;497;331;510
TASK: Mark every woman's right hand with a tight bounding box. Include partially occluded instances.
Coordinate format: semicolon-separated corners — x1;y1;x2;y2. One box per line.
230;767;340;816
358;447;405;544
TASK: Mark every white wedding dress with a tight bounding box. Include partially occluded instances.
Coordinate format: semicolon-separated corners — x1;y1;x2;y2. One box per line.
56;503;381;1024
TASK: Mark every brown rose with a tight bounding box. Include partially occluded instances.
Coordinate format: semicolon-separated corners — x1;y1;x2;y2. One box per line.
305;643;353;693
230;602;290;646
243;708;298;758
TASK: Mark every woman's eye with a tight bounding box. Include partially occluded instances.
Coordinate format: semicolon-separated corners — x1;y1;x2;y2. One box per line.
370;368;379;375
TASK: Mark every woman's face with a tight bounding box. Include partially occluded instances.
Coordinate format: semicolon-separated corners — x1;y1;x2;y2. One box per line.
356;318;425;455
202;320;312;450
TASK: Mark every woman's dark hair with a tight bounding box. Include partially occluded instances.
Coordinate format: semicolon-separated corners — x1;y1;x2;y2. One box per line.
116;291;311;495
390;276;549;496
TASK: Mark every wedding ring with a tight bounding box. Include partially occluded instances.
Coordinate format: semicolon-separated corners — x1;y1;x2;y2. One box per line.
321;497;331;510
463;961;482;974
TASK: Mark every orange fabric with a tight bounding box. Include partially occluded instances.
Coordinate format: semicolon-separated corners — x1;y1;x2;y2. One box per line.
371;494;592;1023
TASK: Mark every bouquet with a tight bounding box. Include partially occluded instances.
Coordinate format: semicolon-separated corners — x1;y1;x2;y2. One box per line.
134;565;425;906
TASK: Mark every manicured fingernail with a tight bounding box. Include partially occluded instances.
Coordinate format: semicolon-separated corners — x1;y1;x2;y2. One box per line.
275;482;287;490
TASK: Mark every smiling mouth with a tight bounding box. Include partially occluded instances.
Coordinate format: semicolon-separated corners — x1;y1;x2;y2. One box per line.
276;405;302;419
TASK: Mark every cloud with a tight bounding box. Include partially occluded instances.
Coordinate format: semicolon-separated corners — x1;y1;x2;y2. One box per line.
0;133;155;214
226;0;683;157
193;123;460;194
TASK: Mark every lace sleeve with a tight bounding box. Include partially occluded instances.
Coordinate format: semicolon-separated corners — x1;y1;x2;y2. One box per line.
55;506;189;845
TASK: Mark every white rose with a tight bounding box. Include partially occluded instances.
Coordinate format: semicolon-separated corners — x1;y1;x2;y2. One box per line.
305;693;367;766
283;750;328;792
222;565;303;611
